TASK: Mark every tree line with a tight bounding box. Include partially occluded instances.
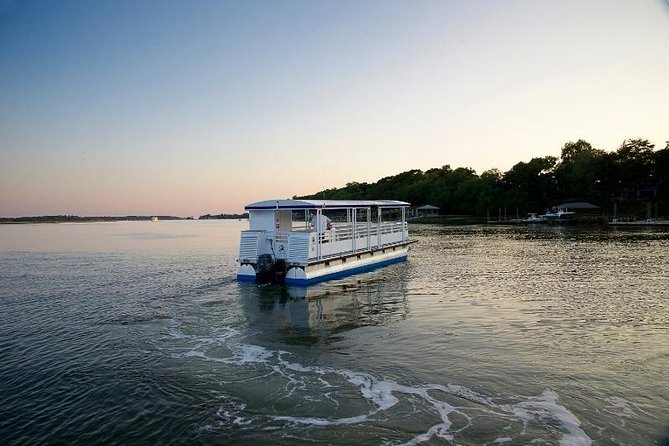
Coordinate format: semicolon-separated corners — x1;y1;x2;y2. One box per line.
298;139;669;218
0;215;188;223
199;213;248;220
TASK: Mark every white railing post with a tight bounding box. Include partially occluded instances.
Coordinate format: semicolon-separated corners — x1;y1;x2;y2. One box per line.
352;208;356;252
367;207;371;250
377;208;381;247
316;209;322;260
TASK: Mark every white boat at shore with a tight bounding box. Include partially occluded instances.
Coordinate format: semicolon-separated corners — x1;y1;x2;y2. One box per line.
541;207;575;221
237;199;412;286
520;213;544;223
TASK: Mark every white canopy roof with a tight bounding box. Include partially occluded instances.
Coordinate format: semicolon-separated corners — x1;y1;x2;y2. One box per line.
245;199;410;211
555;202;600;209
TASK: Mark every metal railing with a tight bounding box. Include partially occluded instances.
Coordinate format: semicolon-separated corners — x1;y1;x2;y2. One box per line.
240;221;408;265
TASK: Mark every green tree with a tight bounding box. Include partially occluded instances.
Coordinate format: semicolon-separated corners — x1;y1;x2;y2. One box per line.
609;139;655;207
503;156;557;212
554;140;606;203
655;144;669;213
477;169;503;216
615;139;655;182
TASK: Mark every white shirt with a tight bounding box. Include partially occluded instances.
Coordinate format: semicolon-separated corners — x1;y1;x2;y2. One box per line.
310;214;332;233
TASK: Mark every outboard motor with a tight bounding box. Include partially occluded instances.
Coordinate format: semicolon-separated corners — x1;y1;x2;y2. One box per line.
256;253;275;283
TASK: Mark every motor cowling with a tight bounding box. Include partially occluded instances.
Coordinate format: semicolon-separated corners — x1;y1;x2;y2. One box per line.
255;254;287;284
256;253;274;272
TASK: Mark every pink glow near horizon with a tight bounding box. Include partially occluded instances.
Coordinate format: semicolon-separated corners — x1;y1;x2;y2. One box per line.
1;1;667;217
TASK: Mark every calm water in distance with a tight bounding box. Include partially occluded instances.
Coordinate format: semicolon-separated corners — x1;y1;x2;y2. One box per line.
0;220;667;445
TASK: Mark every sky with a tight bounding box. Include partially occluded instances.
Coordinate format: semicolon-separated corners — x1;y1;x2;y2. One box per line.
1;0;668;216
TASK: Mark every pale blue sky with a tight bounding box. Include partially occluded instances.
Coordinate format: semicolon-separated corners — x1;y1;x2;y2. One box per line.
1;0;668;216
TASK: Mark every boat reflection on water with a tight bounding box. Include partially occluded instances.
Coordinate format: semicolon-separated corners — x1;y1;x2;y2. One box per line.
240;270;409;343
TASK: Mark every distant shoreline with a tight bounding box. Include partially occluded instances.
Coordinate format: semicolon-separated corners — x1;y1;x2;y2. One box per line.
0;214;248;224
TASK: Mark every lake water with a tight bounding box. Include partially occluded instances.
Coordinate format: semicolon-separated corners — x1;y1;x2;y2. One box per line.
0;220;667;445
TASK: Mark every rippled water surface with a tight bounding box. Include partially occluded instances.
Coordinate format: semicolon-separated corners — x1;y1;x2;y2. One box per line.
1;221;667;445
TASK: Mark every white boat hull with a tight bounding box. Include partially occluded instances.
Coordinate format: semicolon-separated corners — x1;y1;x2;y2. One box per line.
284;245;409;286
237;243;410;286
237;264;257;282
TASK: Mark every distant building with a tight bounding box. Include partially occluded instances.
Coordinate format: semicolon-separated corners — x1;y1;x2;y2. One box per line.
554;202;601;217
415;204;440;217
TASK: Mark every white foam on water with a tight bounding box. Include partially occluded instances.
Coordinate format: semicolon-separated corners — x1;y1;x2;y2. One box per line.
431;382;494;406
237;344;273;363
264;362;463;443
167;323;272;367
341;371;400;411
169;327;593;444
397;423;454;446
167;325;239;342
394;385;456;445
505;390;592;446
272;413;369;426
217;400;253;426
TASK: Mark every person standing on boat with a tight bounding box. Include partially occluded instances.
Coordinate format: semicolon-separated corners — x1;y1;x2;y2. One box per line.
310;213;332;233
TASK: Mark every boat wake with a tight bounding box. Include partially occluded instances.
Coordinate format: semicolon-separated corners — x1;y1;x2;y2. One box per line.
165;325;592;445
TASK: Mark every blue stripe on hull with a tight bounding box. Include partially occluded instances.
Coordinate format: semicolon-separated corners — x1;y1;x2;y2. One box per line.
284;254;407;286
237;274;257;282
